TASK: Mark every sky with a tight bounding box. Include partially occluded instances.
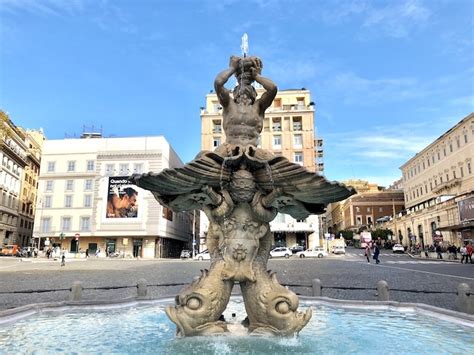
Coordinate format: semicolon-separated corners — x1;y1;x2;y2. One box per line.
1;0;473;187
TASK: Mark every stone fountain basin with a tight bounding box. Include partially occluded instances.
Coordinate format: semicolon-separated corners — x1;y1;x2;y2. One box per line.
1;296;472;354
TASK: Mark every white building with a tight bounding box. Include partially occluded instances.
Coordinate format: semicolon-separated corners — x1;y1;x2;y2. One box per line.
33;135;194;258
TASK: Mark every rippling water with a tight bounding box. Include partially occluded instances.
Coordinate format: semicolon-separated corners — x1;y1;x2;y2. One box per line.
0;299;472;354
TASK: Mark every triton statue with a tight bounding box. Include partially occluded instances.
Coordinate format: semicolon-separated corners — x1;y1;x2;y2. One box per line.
132;51;354;337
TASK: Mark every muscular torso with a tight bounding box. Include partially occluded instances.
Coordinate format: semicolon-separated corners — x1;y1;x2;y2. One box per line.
223;101;262;146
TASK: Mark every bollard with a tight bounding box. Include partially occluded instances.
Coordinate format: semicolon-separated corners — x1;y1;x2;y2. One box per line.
70;281;83;301
137;279;148;298
455;283;474;315
312;278;322;297
377;280;389;301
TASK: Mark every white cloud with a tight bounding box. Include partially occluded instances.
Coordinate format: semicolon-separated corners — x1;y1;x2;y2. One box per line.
320;0;431;39
0;0;86;16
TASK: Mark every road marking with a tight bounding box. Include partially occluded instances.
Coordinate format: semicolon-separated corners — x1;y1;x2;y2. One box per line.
364;262;474;281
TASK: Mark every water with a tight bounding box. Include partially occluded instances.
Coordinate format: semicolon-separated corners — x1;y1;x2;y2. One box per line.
1;299;472;354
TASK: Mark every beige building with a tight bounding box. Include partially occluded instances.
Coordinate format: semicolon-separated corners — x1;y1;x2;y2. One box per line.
324;179;405;234
1;111;28;246
17;128;45;247
386;112;474;247
33;134;194;258
200;88;323;249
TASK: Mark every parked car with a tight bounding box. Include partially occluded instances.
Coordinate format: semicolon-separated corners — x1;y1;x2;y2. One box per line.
269;247;292;258
332;245;346;255
290;245;305;254
195;250;210;261
0;245;19;256
180;249;191;259
296;247;328;258
392;244;405;253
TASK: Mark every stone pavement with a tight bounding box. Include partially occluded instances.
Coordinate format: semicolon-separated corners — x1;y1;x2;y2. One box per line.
0;256;472;313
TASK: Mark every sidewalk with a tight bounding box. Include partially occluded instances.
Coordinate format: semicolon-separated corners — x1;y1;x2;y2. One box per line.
407;252;469;263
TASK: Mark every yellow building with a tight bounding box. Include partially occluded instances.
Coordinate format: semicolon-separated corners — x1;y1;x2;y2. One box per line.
17;128;45;247
200;87;323;249
391;112;474;247
201;88;322;173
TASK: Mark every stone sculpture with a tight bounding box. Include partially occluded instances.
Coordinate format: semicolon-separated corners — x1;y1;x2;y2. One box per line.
132;54;355;337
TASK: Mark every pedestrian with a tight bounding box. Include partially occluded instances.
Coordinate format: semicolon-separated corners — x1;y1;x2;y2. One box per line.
436;243;443;259
61;248;66;267
373;243;380;264
467;243;473;264
95;248;100;257
85;249;89;258
364;244;371;263
460;245;468;264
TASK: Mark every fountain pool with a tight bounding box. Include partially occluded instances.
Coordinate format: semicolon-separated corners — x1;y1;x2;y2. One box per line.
1;298;472;354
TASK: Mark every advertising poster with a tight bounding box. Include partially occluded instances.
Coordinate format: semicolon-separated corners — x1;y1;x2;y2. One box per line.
106;176;138;218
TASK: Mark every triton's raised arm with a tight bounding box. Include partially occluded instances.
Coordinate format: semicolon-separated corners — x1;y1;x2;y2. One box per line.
252;68;277;112
214;56;240;108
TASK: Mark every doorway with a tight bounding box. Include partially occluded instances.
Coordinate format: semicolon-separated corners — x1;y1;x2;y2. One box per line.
133;239;142;258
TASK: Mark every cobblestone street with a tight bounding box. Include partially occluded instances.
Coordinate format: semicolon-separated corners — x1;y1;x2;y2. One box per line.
1;250;472;313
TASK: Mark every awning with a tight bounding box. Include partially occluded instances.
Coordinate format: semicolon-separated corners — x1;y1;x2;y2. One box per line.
437;220;474;231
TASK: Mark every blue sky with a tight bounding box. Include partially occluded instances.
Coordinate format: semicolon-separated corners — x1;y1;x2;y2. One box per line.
1;0;473;187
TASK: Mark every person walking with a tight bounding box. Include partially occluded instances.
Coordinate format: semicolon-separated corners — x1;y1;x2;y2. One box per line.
436;243;443;259
364;244;371;263
60;248;66;267
460;245;468;264
467;243;473;264
85;249;89;258
373;243;381;264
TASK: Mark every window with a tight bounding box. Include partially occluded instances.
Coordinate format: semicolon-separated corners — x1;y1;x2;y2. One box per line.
133;163;143;174
449;144;453;153
294;152;303;164
67;161;76;172
44;196;52;208
379;207;383;212
213;137;221;147
367;207;371;212
47;162;55;172
446;173;449;181
62;217;71;232
45;180;54;192
464;134;468;143
119;164;129;175
356;207;360;212
272;118;281;131
456;139;460;149
293;118;302;131
41;217;51;233
468;162;472;174
64;195;73;208
212;120;222;133
84;194;92;208
87;160;95;172
105;164;114;176
437;151;440;160
162;207;173;221
443;148;446;157
273;135;281;147
65;180;74;191
84;179;93;190
356;216;362;225
293;134;302;147
80;217;90;231
453;170;456;179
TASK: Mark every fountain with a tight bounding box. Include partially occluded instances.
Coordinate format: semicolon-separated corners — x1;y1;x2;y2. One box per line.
132;40;355;336
1;40;473;353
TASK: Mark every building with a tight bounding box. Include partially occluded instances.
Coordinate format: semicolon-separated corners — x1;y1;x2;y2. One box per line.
324;179;405;234
200;88;322;249
1;111;28;246
386;113;474;247
33;134;194;258
16;128;45;247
